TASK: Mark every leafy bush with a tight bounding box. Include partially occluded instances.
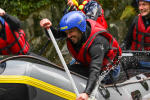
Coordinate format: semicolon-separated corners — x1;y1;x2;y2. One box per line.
0;0;64;20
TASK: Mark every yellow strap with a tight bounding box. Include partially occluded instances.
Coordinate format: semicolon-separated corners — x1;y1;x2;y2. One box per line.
78;5;84;10
78;1;88;10
0;75;76;100
72;0;79;7
83;1;88;5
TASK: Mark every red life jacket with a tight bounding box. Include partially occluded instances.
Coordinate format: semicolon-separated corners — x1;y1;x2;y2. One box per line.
67;19;122;71
77;0;108;29
131;14;150;50
0;21;30;55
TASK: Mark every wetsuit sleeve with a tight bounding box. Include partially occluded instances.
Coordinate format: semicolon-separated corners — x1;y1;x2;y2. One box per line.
84;36;109;95
44;26;66;39
3;13;21;30
121;16;137;50
83;1;102;21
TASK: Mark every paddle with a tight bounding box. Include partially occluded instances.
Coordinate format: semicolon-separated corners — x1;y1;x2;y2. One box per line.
122;50;150;56
39;40;50;55
46;28;79;96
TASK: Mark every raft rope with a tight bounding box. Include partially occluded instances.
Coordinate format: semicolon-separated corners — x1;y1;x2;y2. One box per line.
104;75;150;88
89;56;122;100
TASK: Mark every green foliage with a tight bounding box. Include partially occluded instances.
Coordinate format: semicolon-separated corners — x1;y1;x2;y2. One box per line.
120;5;136;20
97;0;104;5
0;0;55;20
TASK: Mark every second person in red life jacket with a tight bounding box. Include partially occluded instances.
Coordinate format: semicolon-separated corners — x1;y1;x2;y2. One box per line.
64;0;108;29
40;11;122;100
0;8;30;55
121;0;150;69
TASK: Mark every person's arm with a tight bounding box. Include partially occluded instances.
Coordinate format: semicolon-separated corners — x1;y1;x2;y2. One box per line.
50;27;66;39
40;18;66;39
121;16;137;50
63;0;77;14
83;1;102;21
3;13;21;30
84;36;108;94
0;8;21;30
76;36;109;100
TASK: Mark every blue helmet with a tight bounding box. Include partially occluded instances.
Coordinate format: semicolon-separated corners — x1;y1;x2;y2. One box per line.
0;17;4;25
60;11;86;32
136;0;150;2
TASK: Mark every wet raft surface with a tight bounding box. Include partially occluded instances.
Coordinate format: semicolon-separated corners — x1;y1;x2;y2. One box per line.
116;54;150;83
117;68;150;84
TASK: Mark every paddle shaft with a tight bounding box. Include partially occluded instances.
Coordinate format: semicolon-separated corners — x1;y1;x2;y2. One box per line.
47;29;79;96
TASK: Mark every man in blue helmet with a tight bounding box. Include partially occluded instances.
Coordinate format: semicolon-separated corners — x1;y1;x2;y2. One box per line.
65;0;108;65
121;0;150;69
0;8;29;55
40;11;122;100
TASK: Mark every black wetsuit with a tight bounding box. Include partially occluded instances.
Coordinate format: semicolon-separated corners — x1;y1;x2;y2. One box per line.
49;21;119;95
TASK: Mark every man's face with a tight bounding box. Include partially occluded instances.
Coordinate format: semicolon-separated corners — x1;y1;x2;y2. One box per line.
65;27;82;44
139;1;150;16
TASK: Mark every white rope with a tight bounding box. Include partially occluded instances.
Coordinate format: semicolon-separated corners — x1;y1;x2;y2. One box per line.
88;56;121;100
88;69;111;100
47;29;79;96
